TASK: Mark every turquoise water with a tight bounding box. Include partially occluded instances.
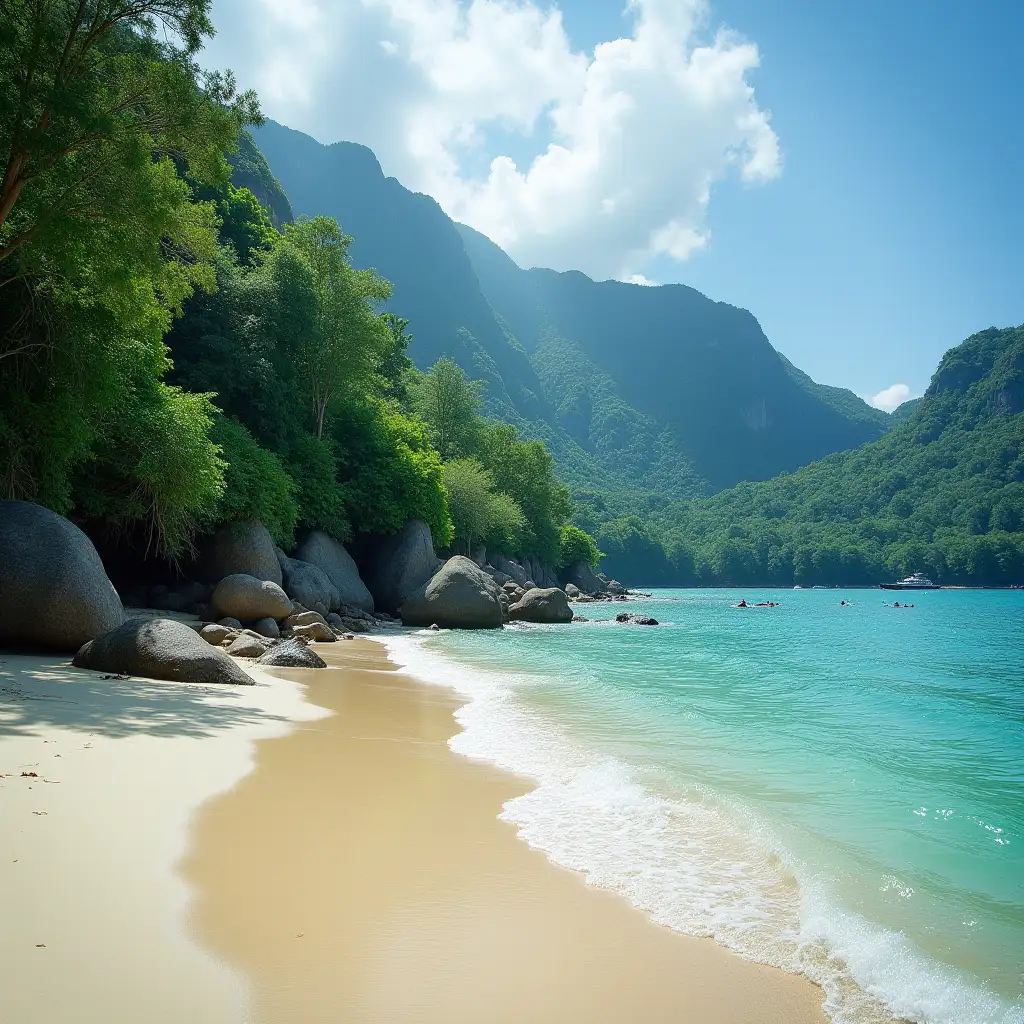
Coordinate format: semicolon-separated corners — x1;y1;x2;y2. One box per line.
384;589;1024;1024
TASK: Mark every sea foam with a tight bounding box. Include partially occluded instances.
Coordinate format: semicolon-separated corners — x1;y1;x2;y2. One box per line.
378;630;1023;1024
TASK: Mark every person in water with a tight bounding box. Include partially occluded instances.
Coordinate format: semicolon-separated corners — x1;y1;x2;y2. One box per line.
737;599;748;608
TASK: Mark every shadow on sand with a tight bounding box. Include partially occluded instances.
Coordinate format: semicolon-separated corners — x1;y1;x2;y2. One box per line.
0;653;287;740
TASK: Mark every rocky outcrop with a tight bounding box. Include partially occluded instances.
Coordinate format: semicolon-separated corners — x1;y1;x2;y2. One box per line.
615;612;659;626
0;500;125;652
200;521;282;586
565;583;581;600
400;555;503;629
295;530;374;613
224;633;271;658
211;574;292;623
257;638;327;668
251;617;280;639
291;621;336;643
508;587;574;624
368;520;442;614
200;623;234;646
562;560;605;596
279;556;339;616
73;617;254;685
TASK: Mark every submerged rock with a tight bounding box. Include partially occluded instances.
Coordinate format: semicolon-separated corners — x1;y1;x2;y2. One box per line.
74;617;254;685
0;500;125;653
508;587;573;624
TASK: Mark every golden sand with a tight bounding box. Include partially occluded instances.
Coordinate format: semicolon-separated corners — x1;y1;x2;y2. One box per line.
185;640;827;1024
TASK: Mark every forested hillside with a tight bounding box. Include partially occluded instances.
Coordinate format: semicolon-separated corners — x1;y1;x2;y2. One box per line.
0;2;594;583
251;121;889;504
653;326;1024;587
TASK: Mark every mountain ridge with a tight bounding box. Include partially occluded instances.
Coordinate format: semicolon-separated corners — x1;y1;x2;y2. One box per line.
250;120;891;503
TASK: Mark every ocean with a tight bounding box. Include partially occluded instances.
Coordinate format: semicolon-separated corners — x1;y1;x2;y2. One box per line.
382;588;1023;1024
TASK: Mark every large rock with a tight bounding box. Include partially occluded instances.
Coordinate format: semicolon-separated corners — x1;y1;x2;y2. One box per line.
200;521;282;586
211;574;292;622
400;556;503;630
73;618;254;685
495;556;530;588
224;633;271;658
562;560;606;596
368;520;442;614
257;638;327;668
295;531;374;613
0;500;124;652
508;587;574;624
280;556;339;616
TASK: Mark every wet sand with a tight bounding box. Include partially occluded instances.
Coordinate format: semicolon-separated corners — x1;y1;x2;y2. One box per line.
185;639;828;1024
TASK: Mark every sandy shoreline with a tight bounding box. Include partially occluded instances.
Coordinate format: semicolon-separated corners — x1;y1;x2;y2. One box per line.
1;637;827;1023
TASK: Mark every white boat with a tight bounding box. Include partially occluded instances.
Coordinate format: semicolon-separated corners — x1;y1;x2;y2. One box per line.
879;572;941;590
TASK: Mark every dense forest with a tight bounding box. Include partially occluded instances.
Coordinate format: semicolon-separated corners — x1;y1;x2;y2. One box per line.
584;327;1024;587
0;1;597;578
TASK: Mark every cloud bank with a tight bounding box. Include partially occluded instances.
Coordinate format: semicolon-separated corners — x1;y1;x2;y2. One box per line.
202;0;780;280
867;383;912;413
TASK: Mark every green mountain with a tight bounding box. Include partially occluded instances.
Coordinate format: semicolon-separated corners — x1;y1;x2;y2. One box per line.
250;121;887;505
659;326;1024;587
457;223;888;491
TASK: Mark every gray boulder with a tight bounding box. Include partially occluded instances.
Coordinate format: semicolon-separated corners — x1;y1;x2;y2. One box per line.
496;557;529;587
200;521;282;586
295;531;374;613
73;617;254;685
508;587;574;624
224;633;271;658
200;623;234;646
251;617;280;639
292;621;336;643
562;560;606;596
217;617;243;629
615;612;659;626
368;520;443;614
284;610;328;629
565;583;581;600
400;555;503;630
211;574;292;623
0;500;124;652
257;638;327;669
280;556;339;616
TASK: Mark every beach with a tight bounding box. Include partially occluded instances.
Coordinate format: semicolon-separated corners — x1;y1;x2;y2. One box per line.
1;636;826;1023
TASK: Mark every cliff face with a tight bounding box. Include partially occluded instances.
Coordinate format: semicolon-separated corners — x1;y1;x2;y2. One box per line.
251;121;887;497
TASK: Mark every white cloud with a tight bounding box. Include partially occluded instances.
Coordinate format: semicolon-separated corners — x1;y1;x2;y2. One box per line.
867;383;912;413
625;273;658;286
201;0;780;280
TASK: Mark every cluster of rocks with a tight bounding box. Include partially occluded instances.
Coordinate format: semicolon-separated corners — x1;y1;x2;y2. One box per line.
0;500;656;689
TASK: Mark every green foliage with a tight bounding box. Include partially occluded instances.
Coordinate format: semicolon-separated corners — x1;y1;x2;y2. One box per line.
557;524;601;570
288;432;350;541
658;327;1024;587
285;216;392;437
209;416;297;548
442;459;494;553
330;398;452;547
410;357;485;461
74;383;226;559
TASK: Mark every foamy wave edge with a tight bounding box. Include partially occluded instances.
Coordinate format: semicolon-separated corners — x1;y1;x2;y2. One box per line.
375;631;1023;1024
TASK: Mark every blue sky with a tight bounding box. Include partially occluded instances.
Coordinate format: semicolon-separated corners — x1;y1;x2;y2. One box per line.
541;0;1024;400
203;0;1024;405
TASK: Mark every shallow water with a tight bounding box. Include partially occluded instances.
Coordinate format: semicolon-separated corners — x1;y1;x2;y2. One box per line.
384;589;1024;1024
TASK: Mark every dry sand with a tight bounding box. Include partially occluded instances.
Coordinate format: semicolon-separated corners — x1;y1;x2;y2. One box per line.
185;639;829;1024
0;647;326;1023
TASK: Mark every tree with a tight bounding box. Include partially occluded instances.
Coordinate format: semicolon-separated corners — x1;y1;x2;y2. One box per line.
557;523;601;569
285;217;392;438
379;312;413;403
0;1;260;284
442;459;493;555
410;357;484;461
